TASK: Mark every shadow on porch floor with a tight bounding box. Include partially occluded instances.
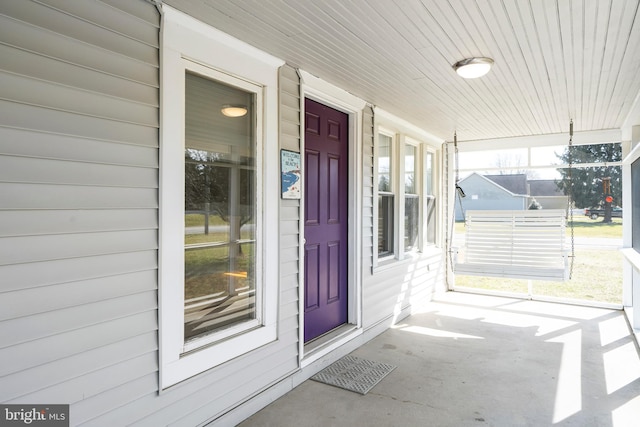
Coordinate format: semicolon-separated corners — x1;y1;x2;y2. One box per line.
239;292;640;427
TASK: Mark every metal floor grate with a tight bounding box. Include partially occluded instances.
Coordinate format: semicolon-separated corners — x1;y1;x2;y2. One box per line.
310;355;396;395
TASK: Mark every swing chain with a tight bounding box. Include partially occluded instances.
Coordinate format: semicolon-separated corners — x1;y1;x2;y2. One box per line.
453;131;466;222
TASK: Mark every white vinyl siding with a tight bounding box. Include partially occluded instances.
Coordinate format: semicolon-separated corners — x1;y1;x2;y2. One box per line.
278;64;304;331
0;1;160;424
362;106;376;268
0;2;300;426
364;109;445;329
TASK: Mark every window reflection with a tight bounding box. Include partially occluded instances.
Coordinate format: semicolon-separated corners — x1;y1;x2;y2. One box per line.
184;72;256;342
378;134;394;256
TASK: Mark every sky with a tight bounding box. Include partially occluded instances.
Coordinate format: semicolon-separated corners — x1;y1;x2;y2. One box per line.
458;146;566;180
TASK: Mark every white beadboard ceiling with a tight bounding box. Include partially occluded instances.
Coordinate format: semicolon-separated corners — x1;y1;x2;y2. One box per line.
164;0;640;143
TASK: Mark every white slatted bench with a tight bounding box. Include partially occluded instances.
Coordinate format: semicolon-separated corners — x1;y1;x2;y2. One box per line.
454;210;569;281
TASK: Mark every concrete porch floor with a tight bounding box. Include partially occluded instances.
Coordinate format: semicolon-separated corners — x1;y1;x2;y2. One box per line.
239;292;640;427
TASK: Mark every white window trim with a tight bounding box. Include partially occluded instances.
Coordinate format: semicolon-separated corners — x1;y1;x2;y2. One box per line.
373;109;442;270
403;136;421;255
374;130;419;265
622;129;640;331
375;129;397;263
181;62;264;353
159;6;284;389
423;146;438;249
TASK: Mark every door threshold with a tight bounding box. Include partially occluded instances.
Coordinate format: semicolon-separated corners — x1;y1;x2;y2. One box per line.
302;323;359;366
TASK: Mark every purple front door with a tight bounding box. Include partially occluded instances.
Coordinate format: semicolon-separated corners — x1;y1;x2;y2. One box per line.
304;98;349;342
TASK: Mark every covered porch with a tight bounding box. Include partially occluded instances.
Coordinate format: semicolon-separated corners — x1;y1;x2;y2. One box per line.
2;1;639;425
241;292;640;426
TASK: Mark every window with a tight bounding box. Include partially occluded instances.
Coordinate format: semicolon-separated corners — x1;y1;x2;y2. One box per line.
404;144;419;251
378;133;394;257
425;151;436;245
633;156;640;253
376;126;434;263
183;71;258;348
159;6;282;388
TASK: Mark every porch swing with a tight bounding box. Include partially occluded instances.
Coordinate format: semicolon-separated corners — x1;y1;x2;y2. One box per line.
452;122;575;282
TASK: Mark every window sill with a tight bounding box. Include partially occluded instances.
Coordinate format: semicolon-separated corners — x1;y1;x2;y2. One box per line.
162;323;276;389
421;245;441;257
622;248;640;272
372;250;432;274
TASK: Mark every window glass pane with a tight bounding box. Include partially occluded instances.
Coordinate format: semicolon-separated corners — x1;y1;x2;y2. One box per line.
425;153;435;245
530;145;564;166
426;196;436;244
405;145;416;194
378;194;394;256
426;152;433;195
378;134;392;192
458;148;528;171
572;143;622;164
404;195;419;250
184;72;256;342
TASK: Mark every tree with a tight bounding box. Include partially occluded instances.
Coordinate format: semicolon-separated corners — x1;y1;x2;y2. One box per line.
185;149;254;226
185;149;255;255
492;153;540;178
556;143;622;211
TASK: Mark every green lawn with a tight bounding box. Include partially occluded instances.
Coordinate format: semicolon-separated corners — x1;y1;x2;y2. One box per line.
184;215;255;301
455;249;623;304
184;243;254;300
455;216;622;239
567;216;622;238
185;213;227;227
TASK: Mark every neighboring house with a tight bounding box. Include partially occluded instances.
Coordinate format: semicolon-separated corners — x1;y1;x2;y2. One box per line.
1;2;639;427
454;174;570;220
454;173;530;220
528;179;569;210
484;173;529;195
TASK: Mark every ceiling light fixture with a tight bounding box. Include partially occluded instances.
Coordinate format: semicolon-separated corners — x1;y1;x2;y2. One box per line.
221;105;248;117
453;57;494;79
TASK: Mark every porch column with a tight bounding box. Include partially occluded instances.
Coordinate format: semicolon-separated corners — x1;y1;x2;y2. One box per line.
622;125;640;333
